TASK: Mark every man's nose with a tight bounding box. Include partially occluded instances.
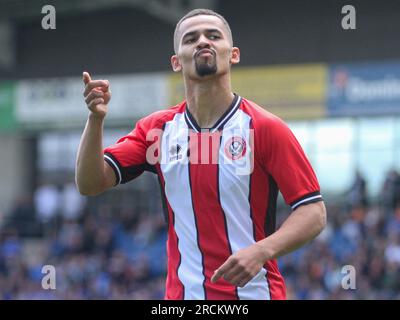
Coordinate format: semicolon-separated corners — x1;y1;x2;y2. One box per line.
197;34;211;48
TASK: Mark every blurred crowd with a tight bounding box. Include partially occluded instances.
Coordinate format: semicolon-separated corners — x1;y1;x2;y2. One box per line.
0;169;400;299
0;179;167;299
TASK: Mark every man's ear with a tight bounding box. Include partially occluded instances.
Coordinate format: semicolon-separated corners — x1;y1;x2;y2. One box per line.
230;47;240;65
171;55;182;72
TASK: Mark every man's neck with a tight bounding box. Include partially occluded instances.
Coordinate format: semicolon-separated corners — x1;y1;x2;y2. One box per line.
184;75;235;129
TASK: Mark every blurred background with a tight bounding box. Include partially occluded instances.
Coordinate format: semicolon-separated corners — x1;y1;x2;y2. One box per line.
0;0;400;299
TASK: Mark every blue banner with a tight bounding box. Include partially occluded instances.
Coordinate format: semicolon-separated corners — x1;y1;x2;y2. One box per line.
328;62;400;116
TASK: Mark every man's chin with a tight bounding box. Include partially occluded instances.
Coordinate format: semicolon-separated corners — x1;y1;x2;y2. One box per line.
195;64;217;77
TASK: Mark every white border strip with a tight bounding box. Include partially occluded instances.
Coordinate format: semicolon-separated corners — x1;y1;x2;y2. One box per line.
212;96;242;132
291;195;322;210
184;112;199;133
104;154;122;185
184;95;242;133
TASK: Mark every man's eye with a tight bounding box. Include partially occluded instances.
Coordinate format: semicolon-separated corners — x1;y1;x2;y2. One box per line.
209;35;220;40
185;38;195;44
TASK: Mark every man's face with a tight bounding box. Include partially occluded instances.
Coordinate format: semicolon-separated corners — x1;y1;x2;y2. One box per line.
171;15;239;80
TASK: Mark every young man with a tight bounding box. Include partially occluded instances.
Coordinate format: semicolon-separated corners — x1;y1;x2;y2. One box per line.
76;9;326;300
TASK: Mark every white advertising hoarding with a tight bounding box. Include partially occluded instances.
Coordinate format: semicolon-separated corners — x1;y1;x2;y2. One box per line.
16;73;168;128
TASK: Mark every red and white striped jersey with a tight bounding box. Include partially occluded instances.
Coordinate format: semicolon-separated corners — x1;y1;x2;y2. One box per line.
104;95;322;300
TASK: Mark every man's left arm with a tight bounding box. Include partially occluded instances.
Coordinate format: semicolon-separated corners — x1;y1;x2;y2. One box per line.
211;201;326;287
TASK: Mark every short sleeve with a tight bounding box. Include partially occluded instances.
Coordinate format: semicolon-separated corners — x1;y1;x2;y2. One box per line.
104;118;155;185
264;119;323;210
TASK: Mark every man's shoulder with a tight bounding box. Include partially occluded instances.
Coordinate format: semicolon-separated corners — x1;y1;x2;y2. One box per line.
137;101;186;130
240;97;287;129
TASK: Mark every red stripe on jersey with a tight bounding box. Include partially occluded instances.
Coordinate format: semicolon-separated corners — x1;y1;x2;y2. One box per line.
188;131;238;300
157;165;185;300
264;260;286;300
248;114;287;300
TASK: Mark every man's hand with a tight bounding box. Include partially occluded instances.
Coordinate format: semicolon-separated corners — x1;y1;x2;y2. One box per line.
83;71;111;119
211;243;267;288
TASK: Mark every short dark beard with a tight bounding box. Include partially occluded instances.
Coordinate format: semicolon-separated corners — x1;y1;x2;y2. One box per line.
195;61;217;77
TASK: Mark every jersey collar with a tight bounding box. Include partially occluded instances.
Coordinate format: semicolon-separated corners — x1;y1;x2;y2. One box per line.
184;94;241;133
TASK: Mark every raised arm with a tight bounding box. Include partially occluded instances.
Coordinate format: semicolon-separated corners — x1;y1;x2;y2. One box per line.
75;71;116;196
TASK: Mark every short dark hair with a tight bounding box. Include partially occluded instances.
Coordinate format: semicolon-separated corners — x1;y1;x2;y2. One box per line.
173;8;233;53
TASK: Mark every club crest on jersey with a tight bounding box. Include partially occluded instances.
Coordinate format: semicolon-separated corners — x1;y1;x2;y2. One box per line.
169;144;183;161
224;136;246;160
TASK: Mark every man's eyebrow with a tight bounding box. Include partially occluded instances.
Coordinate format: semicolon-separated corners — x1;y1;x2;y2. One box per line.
204;28;222;34
182;28;222;40
182;31;197;40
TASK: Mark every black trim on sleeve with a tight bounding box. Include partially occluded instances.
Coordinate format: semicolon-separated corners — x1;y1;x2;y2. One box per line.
104;152;156;185
290;191;323;210
104;153;122;186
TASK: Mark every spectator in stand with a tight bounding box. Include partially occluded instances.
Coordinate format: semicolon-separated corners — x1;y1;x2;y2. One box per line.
34;181;61;231
60;180;87;221
347;170;368;210
381;169;400;215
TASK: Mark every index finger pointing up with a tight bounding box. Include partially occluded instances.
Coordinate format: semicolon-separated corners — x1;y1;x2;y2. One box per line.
83;71;91;85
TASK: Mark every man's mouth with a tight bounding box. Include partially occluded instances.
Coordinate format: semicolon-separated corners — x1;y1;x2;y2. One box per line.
195;49;214;58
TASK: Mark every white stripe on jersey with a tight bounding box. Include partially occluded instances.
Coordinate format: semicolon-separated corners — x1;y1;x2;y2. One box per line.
218;109;271;300
160;113;206;300
291;194;323;210
104;154;122;184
